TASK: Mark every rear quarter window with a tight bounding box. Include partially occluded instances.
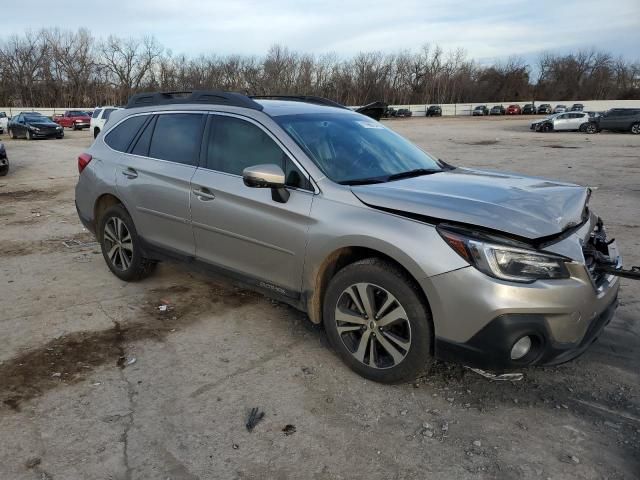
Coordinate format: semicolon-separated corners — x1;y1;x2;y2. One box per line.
104;115;148;152
92;109;102;119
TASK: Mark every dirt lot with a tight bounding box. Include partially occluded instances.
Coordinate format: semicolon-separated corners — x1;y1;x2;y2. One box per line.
0;117;638;480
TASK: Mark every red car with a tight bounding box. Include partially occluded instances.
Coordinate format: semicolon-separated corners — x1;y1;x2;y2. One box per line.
506;104;522;115
53;110;92;130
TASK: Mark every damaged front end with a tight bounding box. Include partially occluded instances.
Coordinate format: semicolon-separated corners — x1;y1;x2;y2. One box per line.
583;218;640;281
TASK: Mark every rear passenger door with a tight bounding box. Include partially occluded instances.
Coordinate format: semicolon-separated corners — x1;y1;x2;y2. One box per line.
190;113;314;296
567;113;585;130
113;112;205;255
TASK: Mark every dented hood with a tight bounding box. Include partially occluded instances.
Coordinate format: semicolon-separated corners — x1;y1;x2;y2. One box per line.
351;168;589;240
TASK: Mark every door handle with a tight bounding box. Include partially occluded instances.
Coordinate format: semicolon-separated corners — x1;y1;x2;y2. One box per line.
121;167;138;179
193;188;215;201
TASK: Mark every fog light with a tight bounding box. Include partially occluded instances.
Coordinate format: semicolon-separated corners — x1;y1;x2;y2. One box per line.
510;336;532;360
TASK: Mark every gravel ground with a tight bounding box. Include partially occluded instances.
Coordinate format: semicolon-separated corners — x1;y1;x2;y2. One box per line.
0;117;638;480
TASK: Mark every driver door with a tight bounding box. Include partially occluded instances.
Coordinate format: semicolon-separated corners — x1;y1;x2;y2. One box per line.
190;114;315;295
554;113;569;130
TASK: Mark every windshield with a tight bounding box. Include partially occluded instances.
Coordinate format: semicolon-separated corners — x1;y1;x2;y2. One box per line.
25;115;48;123
275;113;443;184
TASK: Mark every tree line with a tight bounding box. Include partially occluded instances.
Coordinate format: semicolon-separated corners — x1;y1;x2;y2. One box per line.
0;28;638;108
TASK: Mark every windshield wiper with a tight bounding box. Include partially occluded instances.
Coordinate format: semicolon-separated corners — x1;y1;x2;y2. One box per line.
339;177;388;186
387;168;441;181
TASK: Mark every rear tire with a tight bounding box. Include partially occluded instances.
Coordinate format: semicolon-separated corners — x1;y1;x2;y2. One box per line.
98;204;157;282
93;127;100;138
323;258;433;384
0;161;8;177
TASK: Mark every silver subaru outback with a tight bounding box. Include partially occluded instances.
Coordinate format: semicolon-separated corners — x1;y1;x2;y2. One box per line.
75;91;624;383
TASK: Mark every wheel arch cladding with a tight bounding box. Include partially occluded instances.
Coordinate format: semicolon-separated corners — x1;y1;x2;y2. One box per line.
94;193;125;239
305;246;433;331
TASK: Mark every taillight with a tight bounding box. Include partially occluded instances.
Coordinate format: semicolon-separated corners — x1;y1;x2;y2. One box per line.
78;153;92;174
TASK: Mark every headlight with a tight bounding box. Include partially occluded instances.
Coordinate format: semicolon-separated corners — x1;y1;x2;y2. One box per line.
438;227;570;283
56;126;62;130
28;125;40;132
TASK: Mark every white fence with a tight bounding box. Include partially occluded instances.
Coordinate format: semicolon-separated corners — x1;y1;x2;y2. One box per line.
3;99;640;119
385;100;640;117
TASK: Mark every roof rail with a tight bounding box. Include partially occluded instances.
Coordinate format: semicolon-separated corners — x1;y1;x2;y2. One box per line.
250;95;348;110
126;90;263;111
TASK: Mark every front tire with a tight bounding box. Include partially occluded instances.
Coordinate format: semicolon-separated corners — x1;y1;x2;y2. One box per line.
584;123;598;134
631;123;640;135
26;130;32;140
9;129;17;139
99;204;157;281
323;258;433;384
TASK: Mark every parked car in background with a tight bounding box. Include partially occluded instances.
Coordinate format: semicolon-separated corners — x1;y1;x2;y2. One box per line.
596;108;640;134
490;105;505;115
570;104;584;112
0;142;8;176
8;113;64;140
530;112;597;133
91;107;121;138
472;105;489;116
537;104;552;114
553;105;567;114
522;104;536;115
383;107;397;118
396;108;412;117
0;112;8;133
426;105;442;117
506;104;522;115
54;110;92;130
355;101;388;121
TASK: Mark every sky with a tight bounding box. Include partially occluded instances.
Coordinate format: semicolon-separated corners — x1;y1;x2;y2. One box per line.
5;0;640;63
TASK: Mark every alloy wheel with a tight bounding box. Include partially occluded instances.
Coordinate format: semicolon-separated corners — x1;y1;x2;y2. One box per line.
631;124;640;135
103;216;134;271
335;283;411;369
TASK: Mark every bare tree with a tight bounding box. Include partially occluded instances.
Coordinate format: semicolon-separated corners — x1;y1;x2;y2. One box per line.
0;29;637;108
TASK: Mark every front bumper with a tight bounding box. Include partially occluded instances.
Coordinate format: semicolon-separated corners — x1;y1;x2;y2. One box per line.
434;294;618;370
422;248;621;370
31;129;63;138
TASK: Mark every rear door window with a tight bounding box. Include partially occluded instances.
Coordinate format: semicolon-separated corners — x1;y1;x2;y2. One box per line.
148;113;205;165
103;108;115;120
105;115;148;152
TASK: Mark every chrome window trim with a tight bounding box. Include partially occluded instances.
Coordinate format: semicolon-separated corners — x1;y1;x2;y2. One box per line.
102;109;319;194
